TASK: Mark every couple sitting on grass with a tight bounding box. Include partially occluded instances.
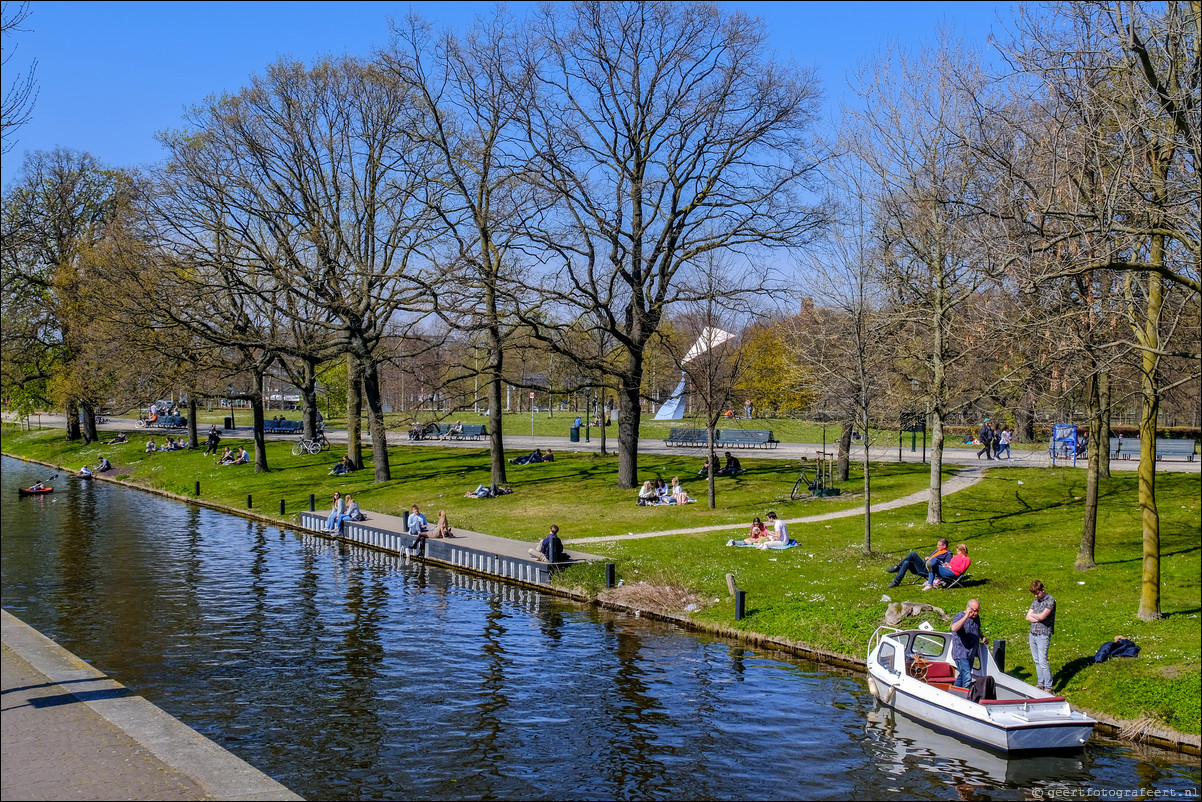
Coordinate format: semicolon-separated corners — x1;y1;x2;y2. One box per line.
728;511;794;549
886;537;971;590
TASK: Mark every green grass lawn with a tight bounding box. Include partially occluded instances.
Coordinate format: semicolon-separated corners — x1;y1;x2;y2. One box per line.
4;424;1198;735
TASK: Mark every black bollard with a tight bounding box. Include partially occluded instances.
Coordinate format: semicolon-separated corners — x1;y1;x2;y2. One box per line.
605;563;615;589
247;494;253;509
280;499;285;515
309;493;315;512
194;481;200;496
991;639;1006;673
734;590;746;621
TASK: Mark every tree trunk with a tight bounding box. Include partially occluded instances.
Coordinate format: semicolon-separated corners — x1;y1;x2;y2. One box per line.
1099;369;1111;480
1017;396;1036;443
486;325;508;489
617;363;644;489
361;356;393;483
862;409;872;555
346;353;363;470
706;426;717;509
927;412;945;525
1136;271;1163;621
186;396;199;449
79;399;97;445
301;357;319;441
65;398;81;441
837;419;853;482
252;372;268;473
1077;372;1100;570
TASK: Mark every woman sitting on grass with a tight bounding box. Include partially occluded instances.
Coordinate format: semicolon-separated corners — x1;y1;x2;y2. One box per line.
670;476;693;505
638;481;658;506
741;516;771;545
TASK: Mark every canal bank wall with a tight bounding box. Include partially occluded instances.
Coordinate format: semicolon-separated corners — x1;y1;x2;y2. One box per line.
5;452;1199;758
1;609;303;801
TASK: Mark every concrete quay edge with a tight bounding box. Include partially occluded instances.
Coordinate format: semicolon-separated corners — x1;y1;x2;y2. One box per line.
1;608;303;801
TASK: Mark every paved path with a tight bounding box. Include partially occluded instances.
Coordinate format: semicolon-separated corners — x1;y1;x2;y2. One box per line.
1;609;301;801
9;413;1197;473
564;466;986;544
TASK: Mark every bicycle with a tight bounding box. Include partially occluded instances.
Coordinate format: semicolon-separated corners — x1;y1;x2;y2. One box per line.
790;465;817;500
292;431;330;456
790;451;833;500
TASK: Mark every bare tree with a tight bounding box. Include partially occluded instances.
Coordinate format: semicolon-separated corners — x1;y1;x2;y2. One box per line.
156;56;439;482
517;0;829;488
1;0;37;154
796;192;890;554
974;1;1200;618
671;254;751;509
845;37;1004;524
385;9;540;489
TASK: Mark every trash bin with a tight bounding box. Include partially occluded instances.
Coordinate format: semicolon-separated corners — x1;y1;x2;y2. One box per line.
223;416;234;431
569;426;580;443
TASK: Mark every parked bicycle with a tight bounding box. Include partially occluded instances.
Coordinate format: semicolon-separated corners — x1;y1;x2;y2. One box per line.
292;431;330;455
790;451;833;500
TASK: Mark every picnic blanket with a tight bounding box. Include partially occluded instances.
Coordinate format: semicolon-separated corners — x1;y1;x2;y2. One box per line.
730;539;799;549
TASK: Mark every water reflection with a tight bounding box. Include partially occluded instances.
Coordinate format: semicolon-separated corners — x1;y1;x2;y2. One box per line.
2;457;1198;801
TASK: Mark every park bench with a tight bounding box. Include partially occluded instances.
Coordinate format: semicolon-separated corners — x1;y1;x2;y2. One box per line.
144;414;187;429
426;423;488;441
448;424;488;441
1109;437;1136;460
716;429;779;449
664;428;710;447
264;419;303;434
1156;438;1198;462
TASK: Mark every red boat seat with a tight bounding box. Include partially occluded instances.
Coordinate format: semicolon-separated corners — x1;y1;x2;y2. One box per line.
924;662;955;683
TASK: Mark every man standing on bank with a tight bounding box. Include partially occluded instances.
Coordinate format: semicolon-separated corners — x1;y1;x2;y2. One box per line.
1026;579;1057;693
949;598;984;689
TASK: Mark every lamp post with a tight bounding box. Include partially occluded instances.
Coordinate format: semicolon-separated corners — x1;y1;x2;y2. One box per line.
910;380;920;453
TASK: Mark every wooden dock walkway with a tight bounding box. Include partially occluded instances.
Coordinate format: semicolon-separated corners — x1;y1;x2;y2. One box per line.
298;509;605;586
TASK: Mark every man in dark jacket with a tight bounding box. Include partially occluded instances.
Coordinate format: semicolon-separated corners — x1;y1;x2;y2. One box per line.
976;418;994;460
528;524;567;563
204;425;221;455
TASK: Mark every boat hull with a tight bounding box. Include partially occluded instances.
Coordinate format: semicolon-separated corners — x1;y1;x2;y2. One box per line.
873;671;1093;752
867;626;1094;754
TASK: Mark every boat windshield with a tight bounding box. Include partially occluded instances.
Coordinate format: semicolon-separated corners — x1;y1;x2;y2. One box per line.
911;633;947;657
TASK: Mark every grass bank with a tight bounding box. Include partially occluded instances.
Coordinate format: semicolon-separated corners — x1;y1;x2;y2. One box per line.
3;424;1199;741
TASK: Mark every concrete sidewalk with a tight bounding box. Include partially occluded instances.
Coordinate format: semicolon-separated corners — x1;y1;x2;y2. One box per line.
1;609;301;801
8;412;1198;472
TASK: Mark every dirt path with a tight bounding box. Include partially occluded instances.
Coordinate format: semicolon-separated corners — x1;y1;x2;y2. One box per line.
563;467;986;545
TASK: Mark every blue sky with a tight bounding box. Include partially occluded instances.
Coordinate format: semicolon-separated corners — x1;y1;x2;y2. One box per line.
3;1;1011;182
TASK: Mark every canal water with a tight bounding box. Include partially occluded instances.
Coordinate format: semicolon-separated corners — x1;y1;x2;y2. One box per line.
2;456;1198;800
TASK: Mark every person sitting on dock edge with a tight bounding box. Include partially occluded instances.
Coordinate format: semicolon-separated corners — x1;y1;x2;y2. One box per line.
528;524;567;563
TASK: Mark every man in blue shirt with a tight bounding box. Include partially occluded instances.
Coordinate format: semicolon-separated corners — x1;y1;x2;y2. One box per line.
950;598;984;688
528;524;566;563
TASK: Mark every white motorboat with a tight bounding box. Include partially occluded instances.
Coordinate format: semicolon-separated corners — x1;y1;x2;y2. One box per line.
867;625;1095;753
